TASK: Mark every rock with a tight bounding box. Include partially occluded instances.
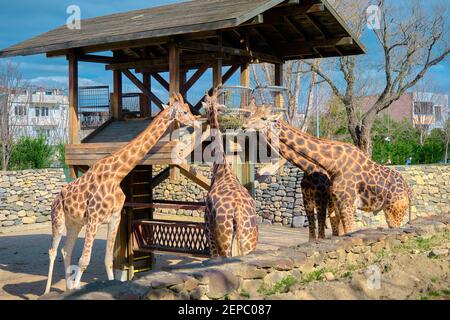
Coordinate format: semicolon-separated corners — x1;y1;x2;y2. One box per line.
324;272;335;281
22;216;36;224
248;257;294;271
147;288;176;300
205;270;239;299
2;220;14;227
292;216;307;228
240;279;263;295
428;249;448;258
233;264;267;279
190;285;207;300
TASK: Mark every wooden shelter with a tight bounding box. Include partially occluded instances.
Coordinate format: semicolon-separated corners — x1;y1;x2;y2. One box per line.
0;0;365;279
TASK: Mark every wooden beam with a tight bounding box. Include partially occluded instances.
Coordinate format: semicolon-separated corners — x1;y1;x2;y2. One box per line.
177;41;282;64
122;69;164;110
281;37;353;57
274;63;284;109
240;62;250;107
169;42;181;95
176;164;210;190
152;73;170;92
194;64;240;110
141;73;151;118
213;58;223;89
112;70;123;120
181;63;210;95
67;54;79;144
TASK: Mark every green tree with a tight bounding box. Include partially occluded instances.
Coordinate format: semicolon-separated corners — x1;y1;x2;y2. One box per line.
9;134;54;170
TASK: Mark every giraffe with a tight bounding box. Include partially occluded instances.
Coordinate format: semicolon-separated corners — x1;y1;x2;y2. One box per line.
244;106;342;241
44;93;198;294
243;107;412;235
202;92;258;257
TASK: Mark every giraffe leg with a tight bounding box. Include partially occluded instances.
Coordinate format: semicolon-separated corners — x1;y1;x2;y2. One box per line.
105;210;122;280
73;220;99;290
328;202;344;236
317;200;327;239
44;196;64;295
335;202;355;235
62;220;82;291
303;196;316;242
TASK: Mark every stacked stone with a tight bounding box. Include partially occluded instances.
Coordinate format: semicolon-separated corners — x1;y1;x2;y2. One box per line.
51;214;450;300
0;169;66;227
255;163;307;228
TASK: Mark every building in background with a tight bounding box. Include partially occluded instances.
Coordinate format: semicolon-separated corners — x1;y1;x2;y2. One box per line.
364;92;449;132
10;88;69;145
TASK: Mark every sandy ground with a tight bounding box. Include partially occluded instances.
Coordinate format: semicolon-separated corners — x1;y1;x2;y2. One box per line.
0;221;309;300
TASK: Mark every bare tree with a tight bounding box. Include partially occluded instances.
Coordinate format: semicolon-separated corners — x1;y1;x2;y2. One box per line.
251;60;320;130
0;61;29;171
308;0;449;155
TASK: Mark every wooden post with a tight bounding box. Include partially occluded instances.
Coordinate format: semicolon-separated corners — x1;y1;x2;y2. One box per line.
213;59;223;89
141;72;151;118
274;63;284;109
112;70;122;121
67;54;79;179
240;62;250;108
169;41;181;181
232;62;254;196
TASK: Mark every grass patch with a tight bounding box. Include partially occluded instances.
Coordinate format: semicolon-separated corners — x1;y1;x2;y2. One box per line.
392;231;450;254
420;289;450;300
301;268;335;284
240;290;251;299
258;276;298;296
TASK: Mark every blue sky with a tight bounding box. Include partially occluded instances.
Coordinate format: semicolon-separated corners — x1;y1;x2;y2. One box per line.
0;0;448;104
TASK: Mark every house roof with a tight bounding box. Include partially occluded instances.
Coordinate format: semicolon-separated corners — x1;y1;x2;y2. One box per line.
0;0;365;61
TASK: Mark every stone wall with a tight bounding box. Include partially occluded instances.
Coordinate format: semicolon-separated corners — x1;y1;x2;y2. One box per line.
1;165;448;230
0;169;66;227
153;164;450;229
49;215;450;300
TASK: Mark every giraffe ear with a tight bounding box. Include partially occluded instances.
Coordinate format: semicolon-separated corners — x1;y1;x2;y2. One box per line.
162;104;170;110
177;93;184;103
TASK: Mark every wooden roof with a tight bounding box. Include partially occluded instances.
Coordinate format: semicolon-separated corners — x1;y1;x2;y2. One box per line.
0;0;365;61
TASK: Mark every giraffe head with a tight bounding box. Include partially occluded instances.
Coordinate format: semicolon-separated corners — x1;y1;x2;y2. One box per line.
242;104;281;132
163;93;199;128
201;91;227;128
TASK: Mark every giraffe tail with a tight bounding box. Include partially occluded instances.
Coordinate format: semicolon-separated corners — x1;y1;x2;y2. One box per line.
407;188;413;224
231;219;242;257
44;192;65;295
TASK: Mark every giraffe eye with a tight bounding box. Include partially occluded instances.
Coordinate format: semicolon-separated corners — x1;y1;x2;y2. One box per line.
261;117;267;121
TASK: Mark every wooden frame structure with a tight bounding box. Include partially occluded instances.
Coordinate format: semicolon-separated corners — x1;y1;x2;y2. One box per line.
0;0;365;279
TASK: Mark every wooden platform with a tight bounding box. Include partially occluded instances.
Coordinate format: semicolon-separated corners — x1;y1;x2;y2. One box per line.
66;119;192;166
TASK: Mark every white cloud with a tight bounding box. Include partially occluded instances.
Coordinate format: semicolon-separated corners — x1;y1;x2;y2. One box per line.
27;76;104;88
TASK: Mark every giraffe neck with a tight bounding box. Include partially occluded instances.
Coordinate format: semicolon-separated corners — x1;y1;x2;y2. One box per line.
266;129;326;175
273;120;338;174
207;108;229;176
110;108;174;180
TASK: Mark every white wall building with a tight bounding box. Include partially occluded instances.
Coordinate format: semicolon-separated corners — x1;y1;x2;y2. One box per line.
10;88;69;145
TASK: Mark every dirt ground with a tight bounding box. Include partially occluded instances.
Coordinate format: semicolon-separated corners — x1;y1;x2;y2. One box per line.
0;220;309;300
265;231;450;300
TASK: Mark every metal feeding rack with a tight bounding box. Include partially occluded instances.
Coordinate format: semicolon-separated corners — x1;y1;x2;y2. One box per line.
217;85;289;117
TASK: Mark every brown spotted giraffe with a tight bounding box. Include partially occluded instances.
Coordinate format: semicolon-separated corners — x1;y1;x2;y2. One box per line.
202;92;258;257
244;106;342;241
243;109;412;235
44;94;198;294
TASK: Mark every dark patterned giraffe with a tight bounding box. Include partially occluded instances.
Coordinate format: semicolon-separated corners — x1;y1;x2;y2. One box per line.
44;94;198;294
202;92;258;257
243;108;412;235
244;106;342;241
